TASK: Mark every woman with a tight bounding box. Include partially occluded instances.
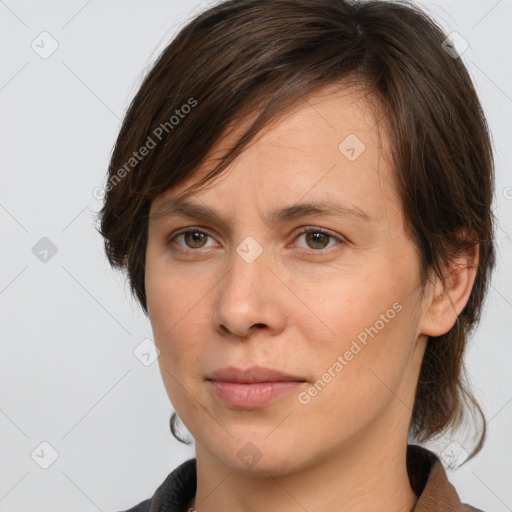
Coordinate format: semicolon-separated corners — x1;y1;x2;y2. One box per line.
98;0;495;510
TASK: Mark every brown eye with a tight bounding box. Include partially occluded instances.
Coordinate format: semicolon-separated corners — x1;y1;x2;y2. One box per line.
304;231;331;249
296;228;345;255
183;230;208;248
169;228;216;250
293;228;345;254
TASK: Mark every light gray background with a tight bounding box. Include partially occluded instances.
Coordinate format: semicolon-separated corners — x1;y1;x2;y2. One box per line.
0;1;511;511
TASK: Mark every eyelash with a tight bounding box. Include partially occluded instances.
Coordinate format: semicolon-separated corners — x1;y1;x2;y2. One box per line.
167;226;345;255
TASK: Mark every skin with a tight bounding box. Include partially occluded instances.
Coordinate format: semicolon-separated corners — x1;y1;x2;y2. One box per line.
145;84;478;512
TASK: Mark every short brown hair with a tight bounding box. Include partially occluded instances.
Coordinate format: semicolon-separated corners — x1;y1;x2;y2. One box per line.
97;0;496;460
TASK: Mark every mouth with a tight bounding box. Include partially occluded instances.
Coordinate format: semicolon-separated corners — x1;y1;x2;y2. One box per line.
207;365;307;408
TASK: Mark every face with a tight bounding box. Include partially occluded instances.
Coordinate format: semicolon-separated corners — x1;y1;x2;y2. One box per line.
145;85;432;476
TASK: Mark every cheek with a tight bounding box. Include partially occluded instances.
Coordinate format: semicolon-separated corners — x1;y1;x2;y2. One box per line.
297;273;396;348
147;275;209;418
296;269;417;396
146;268;210;372
294;313;415;445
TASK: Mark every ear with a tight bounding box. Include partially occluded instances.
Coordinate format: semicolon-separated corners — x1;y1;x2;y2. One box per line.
420;240;479;337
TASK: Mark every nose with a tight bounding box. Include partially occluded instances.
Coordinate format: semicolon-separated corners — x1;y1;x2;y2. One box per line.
212;240;287;339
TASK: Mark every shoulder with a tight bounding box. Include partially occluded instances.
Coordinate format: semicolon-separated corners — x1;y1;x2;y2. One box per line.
115;498;151;512
115;458;197;512
407;444;486;512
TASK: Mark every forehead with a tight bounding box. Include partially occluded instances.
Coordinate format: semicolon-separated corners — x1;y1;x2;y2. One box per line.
150;83;397;215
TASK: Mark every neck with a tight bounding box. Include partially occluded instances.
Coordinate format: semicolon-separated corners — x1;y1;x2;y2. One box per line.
188;426;417;512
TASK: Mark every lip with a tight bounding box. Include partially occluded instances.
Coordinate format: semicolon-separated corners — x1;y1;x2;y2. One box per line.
207;366;307;408
208;365;306;383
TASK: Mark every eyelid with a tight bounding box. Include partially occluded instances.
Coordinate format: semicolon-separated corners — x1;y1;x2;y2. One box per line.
167;226;346;252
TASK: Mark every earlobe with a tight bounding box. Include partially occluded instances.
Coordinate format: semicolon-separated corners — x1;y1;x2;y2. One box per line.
420;243;479;338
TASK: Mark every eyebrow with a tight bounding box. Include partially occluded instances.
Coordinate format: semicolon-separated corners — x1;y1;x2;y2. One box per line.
150;196;372;226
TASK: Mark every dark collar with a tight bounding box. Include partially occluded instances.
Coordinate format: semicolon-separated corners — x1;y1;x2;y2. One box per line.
406;444;483;512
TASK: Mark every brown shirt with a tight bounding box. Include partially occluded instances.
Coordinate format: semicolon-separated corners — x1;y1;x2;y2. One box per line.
119;444;484;512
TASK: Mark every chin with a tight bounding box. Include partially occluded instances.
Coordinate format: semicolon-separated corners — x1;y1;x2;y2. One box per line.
201;430;311;476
